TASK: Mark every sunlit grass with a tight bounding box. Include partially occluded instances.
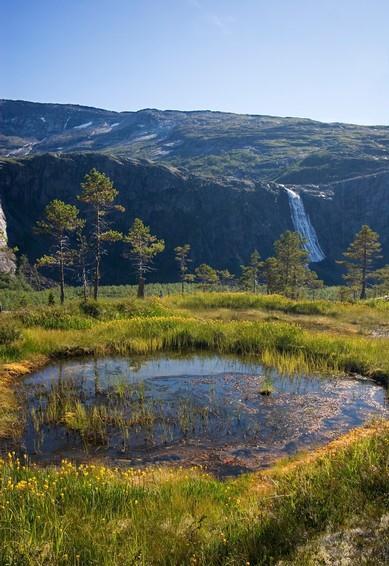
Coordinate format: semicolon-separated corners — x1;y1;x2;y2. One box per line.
6;316;388;381
0;292;388;562
0;295;388;441
0;422;386;564
170;291;336;315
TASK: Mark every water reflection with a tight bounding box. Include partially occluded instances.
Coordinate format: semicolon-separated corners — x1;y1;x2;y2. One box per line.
17;354;388;476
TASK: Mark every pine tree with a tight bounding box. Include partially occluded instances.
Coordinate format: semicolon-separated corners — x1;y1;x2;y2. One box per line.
78;169;124;300
373;265;389;296
35;199;82;304
124;218;165;298
272;230;310;299
264;257;281;295
240;250;262;293
217;269;235;288
174;244;192;295
305;269;324;299
194;264;219;290
338;225;382;300
265;231;313;298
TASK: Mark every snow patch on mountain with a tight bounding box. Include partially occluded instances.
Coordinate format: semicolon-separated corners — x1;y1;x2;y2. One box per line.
73;121;93;130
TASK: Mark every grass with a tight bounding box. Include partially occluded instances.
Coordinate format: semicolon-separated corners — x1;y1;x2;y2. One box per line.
4;313;389;381
0;283;196;310
171;292;389;336
0;290;388;563
0;421;387;564
0;282;376;311
0;294;387;444
170;292;336;315
171;291;389;320
0;373;20;440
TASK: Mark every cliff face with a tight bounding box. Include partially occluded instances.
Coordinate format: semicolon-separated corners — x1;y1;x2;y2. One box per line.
0;153;388;284
0;199;16;275
305;172;389;258
0;154;292;283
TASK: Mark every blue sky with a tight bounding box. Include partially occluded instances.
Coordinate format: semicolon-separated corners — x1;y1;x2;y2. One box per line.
1;0;389;124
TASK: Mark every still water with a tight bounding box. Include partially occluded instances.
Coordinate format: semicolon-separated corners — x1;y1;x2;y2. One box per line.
17;354;388;476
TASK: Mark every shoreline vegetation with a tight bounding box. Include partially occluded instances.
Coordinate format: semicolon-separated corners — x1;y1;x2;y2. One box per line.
0;290;388;563
0;421;387;564
0;292;388;441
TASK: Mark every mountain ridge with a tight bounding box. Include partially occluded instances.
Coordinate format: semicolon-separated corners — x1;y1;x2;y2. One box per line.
2;99;389;185
1;100;388;284
5;98;389;127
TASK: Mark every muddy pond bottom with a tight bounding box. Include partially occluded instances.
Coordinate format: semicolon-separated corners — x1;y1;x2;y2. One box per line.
15;354;388;476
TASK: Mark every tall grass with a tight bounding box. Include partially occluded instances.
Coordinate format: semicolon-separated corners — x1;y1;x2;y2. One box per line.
0;293;387;563
0;422;386;565
0;283;198;310
5;316;387;381
171;291;336;315
16;298;175;329
173;291;388;316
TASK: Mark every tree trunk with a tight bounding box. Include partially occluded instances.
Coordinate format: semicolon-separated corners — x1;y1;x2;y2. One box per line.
60;273;65;304
360;246;367;300
137;276;145;298
59;241;65;305
360;280;367;300
82;266;88;302
94;209;101;301
94;253;99;301
181;280;184;295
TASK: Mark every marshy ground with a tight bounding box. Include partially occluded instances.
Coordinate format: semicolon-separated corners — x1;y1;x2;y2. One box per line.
16;354;388;477
0;291;388;564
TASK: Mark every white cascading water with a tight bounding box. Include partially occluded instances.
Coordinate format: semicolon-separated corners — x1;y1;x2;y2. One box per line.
282;185;325;263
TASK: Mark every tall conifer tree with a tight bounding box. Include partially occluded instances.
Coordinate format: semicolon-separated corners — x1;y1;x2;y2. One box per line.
35;199;82;304
78;169;124;300
338;225;382;299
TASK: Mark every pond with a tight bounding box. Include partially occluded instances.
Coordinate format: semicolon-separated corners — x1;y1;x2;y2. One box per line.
14;354;389;476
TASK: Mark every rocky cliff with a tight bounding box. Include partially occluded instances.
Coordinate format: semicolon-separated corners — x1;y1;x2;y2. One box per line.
0;153;388;284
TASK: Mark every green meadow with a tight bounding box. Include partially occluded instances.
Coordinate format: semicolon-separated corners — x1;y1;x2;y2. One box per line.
0;291;388;564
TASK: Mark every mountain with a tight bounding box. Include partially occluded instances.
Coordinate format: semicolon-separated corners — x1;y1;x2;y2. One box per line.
0;100;388;284
2;99;389;184
0;152;388;284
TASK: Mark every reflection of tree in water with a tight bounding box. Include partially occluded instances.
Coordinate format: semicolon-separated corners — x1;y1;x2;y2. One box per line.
19;356;388;474
94;358;102;396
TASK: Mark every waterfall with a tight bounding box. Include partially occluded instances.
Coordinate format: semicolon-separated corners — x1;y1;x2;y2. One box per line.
282;185;325;263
